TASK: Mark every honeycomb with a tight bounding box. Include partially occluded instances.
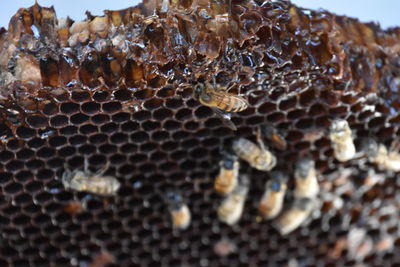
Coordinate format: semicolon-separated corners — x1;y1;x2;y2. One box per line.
0;0;400;266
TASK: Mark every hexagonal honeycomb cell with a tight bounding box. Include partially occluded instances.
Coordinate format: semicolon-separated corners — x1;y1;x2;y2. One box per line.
0;0;400;266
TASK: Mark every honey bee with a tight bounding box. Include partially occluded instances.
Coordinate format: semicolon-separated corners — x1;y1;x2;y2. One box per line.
258;171;288;220
294;157;319;199
62;159;121;196
194;82;248;112
274;197;315;235
88;251;114;267
194;81;248;130
214;153;239;195
329;119;356;162
375;235;394;253
63;201;84;215
218;175;249;225
213;238;237;257
382;140;400;172
361;137;400;172
165;191;191;230
232;129;277;171
261;123;287;150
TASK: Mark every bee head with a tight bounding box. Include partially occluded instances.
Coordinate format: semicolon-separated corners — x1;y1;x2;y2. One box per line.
360;137;378;157
61;169;73;188
270;181;281;192
296;157;314;178
200;92;212;103
330;119;348;134
222;158;235;169
165;190;183;210
269;171;288;191
194;83;205;98
220;151;237;169
194;82;214;104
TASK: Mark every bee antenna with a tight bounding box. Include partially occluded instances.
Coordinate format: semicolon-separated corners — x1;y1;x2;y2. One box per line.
220;143;234;157
277;171;289;182
164;190;184;209
255;127;267;151
219;150;229;159
328;117;335;125
226;83;236;91
261;123;273;137
83;157;89;172
163;190;175;202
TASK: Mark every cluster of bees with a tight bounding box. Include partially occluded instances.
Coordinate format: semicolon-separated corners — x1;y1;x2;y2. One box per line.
329;119;400;172
214;128;319;235
60;80;400;235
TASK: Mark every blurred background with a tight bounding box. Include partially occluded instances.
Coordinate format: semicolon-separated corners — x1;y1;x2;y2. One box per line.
0;0;399;29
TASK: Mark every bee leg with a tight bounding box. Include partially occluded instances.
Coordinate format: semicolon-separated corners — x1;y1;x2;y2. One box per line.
390;139;400;152
63;162;69;174
256;127;267;151
84;157;89;173
98;76;106;87
61;169;70;181
219;144;234;158
94;160;111;176
212;75;217;87
212;108;237;131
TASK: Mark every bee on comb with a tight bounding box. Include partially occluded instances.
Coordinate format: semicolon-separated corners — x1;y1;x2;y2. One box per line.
274;197;315;235
361;137;400;172
258;171;288;220
214;151;239;195
218;174;250;225
62;159;120;196
294;157;319;199
329;119;356;162
194;76;248;130
164;190;191;230
232;128;277;171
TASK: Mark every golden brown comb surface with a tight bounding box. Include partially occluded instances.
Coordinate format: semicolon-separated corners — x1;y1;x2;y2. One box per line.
0;0;400;266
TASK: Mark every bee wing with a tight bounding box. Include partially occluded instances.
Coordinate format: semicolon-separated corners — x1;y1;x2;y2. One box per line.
61;170;72;186
270;133;287;150
212;108;237;131
264;124;288;150
212;90;249;109
390;139;400;152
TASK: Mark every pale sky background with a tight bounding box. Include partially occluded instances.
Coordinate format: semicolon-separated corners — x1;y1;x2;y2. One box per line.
0;0;399;29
